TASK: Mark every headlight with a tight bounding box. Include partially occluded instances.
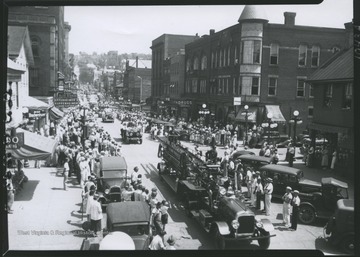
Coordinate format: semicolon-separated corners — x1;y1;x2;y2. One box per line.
104;189;110;194
255;219;263;228
231;219;239;230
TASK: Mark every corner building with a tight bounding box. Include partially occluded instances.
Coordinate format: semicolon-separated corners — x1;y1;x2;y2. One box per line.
184;5;349;135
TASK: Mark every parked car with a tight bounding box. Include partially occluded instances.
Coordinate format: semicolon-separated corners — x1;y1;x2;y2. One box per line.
102;108;115;123
230;150;255;161
298;177;349;225
259;164;322;199
106;202;152;250
237;155;272;171
324;199;354;254
98;156;129;209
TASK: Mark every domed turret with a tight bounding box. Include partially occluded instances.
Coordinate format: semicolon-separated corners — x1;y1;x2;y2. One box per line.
238;5;268;23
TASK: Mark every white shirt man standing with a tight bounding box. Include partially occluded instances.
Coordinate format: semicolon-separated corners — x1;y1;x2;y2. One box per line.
264;178;273;216
282;186;293;227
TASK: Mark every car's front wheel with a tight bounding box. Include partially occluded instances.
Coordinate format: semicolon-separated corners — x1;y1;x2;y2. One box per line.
212;226;226;250
258;231;270;249
299;205;316;224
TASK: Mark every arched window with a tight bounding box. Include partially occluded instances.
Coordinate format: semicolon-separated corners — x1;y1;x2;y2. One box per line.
186;59;191;72
193;57;199;70
201;55;207;70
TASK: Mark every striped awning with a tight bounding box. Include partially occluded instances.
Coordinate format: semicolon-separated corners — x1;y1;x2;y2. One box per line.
265;105;286;123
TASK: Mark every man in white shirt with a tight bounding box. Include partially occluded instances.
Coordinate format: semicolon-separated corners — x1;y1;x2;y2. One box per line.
88;194;103;237
282;186;293;227
149;230;166;250
131;167;139;186
264;178;274;216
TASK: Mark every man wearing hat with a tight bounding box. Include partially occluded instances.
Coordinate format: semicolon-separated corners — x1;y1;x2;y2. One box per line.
131;166;139;186
282;186;293;227
88;193;103;237
165;235;176;250
263;178;273;216
290;190;301;231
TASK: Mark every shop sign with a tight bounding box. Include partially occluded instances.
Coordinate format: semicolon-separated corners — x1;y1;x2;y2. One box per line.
54;92;79;108
173;100;192;106
28;109;46;120
5;132;24;149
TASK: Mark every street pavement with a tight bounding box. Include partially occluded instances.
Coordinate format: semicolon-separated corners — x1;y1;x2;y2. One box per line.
7;120;353;254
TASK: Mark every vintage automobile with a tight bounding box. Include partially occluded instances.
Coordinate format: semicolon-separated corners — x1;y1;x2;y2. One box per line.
259;164;322;199
122;121;143;144
106;202;152;250
102;108;115;123
298;177;349;225
237;155;272;171
98;156;129;209
230;150;255;161
188;187;275;249
324;199;354;254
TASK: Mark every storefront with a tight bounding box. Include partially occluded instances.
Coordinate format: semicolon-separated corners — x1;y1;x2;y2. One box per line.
22;96;50;133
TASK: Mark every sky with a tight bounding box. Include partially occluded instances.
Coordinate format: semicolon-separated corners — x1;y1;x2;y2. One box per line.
64;0;353;55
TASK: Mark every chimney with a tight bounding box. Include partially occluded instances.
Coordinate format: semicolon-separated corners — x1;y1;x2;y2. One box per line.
344;22;353;48
284;12;296;26
210;29;215;35
136;56;138;68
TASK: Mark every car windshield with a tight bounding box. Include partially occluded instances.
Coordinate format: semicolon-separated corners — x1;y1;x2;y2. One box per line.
102;170;126;179
113;224;149;236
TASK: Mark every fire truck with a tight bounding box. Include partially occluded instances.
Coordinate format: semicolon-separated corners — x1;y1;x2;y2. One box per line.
157;135;275;249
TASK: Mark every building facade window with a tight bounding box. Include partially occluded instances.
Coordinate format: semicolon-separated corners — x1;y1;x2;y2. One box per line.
241;40;262;64
251;77;260;95
311;45;320;67
193;57;199;70
225;79;229;94
192;79;198;93
211;52;215;68
31;36;41;58
342;83;352;109
234;45;238;65
268;77;277;96
185;80;191;93
30;67;40;87
200;80;206;93
308;106;314;118
227;46;231;66
324;84;333;107
298;44;307;67
186;59;191;72
296;79;306;97
309;84;314;98
270;43;279;65
232;77;236;95
201;56;207;70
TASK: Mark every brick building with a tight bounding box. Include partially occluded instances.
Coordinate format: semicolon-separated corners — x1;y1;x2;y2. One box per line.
307;30;353;176
183;5;350;136
150;34;199;116
8;6;69;97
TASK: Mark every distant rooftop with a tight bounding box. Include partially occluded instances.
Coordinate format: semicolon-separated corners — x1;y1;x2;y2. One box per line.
126;59;152;69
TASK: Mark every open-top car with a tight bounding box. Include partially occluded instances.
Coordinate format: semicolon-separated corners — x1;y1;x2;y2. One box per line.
102;108;115;123
106;202;152;250
122;121;143;144
98;156;129;209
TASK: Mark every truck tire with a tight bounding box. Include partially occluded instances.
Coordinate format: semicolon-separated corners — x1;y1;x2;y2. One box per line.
258;231;270;249
212;226;226;250
299;205;316;224
340;235;354;254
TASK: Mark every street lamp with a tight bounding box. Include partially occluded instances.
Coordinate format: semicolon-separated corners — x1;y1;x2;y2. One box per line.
198;104;210;125
244;105;249;146
289;110;302;144
261;112;278;145
137;76;143;103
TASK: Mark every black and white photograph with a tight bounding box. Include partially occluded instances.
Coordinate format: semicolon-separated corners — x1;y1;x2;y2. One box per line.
3;0;356;255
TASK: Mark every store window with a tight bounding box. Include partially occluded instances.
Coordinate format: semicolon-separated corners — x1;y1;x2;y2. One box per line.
298;44;307;67
193;57;199;70
200;80;206;93
270;43;279;65
342;83;352;109
192;79;198;93
186;59;191;72
30;67;40;87
309;84;314;98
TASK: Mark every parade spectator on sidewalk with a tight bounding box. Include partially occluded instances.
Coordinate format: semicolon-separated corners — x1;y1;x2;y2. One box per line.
250;173;257;207
255;178;264;210
282;186;293;227
131;166;139;186
63;158;70;191
288;144;295;167
160;200;170;231
88;194;103;237
149;231;166;250
165;235;176;250
264;178;273;216
290;190;301;231
153;202;163;234
6;171;15;214
246;168;253;198
321;146;329;170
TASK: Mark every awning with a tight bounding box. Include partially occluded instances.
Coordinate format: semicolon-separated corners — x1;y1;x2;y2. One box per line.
308;122;349;134
235;106;257;122
49;106;64;120
23;96;50;110
265;105;286;123
7;128;57;160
